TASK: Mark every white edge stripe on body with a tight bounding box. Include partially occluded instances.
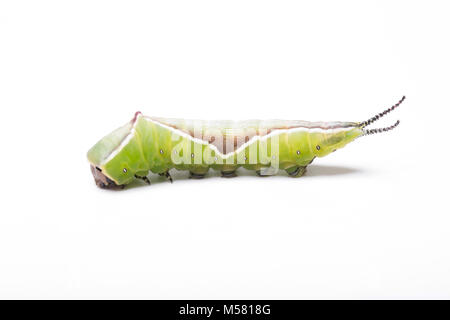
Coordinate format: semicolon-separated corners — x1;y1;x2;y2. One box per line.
101;114;357;165
100;121;138;166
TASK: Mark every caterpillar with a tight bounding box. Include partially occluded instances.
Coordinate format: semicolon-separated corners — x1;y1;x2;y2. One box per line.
87;96;405;189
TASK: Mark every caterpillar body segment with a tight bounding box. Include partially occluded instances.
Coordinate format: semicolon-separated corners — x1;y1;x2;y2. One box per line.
87;97;404;189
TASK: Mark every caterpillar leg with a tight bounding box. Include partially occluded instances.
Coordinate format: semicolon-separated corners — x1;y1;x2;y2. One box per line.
221;170;237;178
255;166;279;177
189;168;209;179
135;174;151;185
190;171;206;179
286;166;307;178
256;170;274;177
159;171;173;183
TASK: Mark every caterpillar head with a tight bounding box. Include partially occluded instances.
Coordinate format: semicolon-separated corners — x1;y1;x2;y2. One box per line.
90;165;123;189
87;112;142;189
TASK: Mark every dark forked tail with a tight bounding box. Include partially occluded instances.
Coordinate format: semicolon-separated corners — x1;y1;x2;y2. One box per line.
363;120;400;136
360;96;405;136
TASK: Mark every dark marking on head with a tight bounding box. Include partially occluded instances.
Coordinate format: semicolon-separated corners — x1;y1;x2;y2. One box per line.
95;166;102;172
90;165;123;190
316;145;321;151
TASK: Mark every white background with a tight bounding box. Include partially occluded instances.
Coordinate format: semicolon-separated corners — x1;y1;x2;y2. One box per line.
0;1;449;299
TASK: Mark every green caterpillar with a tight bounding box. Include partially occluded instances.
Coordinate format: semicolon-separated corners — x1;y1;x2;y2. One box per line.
88;97;405;189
